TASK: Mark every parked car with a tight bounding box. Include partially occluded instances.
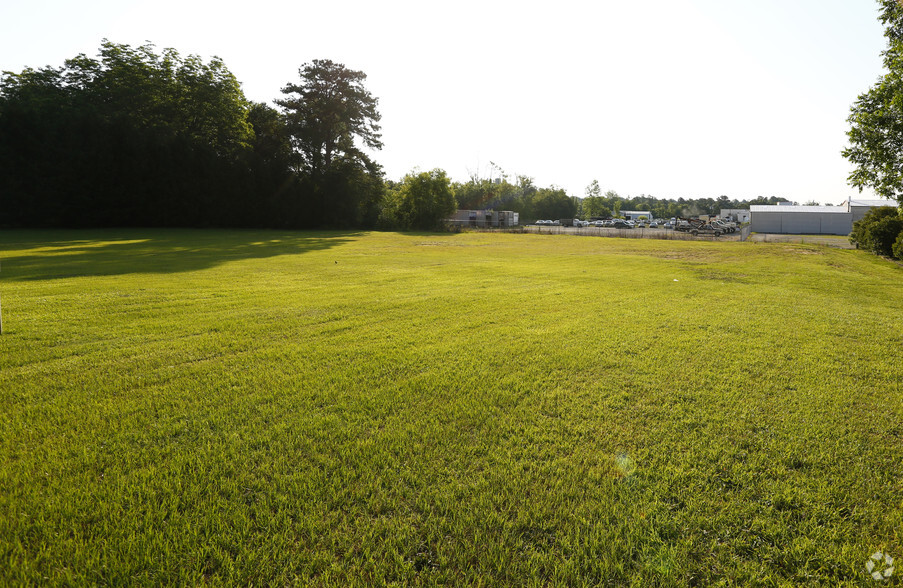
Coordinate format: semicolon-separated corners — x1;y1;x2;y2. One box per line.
611;220;633;229
649;221;658;228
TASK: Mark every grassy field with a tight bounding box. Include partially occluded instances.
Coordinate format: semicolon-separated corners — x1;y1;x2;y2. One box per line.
1;229;901;586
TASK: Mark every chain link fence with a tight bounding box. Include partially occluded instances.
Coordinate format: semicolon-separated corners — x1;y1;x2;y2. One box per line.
519;226;740;241
745;233;855;248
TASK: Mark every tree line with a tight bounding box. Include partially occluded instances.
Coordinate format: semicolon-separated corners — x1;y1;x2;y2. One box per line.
0;41;804;231
0;42;397;230
453;172;791;222
5;7;903;238
0;41;794;232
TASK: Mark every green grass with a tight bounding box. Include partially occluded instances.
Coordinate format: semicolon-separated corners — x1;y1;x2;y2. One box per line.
1;229;901;586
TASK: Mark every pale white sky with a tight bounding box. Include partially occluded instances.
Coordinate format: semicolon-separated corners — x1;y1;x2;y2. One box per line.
0;0;889;203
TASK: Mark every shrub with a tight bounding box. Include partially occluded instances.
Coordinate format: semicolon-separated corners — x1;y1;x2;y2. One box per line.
850;206;903;257
377;189;403;230
894;230;903;260
394;169;457;231
868;216;903;257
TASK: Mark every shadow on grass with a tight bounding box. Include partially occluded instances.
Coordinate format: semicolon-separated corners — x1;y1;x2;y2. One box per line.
0;229;360;281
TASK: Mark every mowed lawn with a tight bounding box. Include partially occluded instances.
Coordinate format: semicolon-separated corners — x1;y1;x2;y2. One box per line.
1;229;901;586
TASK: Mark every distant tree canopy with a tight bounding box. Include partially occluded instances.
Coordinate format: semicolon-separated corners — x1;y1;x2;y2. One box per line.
449;169;792;222
582;181;612;218
451;175;576;221
591;193;788;220
449;173;784;223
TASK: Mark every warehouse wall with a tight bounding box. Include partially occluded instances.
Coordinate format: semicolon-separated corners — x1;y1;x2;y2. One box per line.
751;213;783;233
820;214;853;235
750;212;852;235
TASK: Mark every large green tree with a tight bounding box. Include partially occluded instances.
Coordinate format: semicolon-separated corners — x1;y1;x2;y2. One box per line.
844;0;903;205
275;60;385;228
276;60;382;176
386;169;456;230
0;40;267;228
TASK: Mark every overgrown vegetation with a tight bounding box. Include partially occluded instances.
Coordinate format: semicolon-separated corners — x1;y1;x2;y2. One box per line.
0;41;296;228
1;230;901;585
381;169;457;231
0;43;395;230
849;205;903;258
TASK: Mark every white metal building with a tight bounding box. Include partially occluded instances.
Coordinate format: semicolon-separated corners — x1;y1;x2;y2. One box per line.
749;205;851;235
719;209;751;223
749;198;897;235
621;210;652;220
847;199;895;223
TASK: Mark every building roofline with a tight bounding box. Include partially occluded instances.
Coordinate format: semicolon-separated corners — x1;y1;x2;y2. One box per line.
750;205;849;213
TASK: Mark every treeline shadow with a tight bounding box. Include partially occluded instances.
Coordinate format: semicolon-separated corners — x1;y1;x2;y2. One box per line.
0;229;360;281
